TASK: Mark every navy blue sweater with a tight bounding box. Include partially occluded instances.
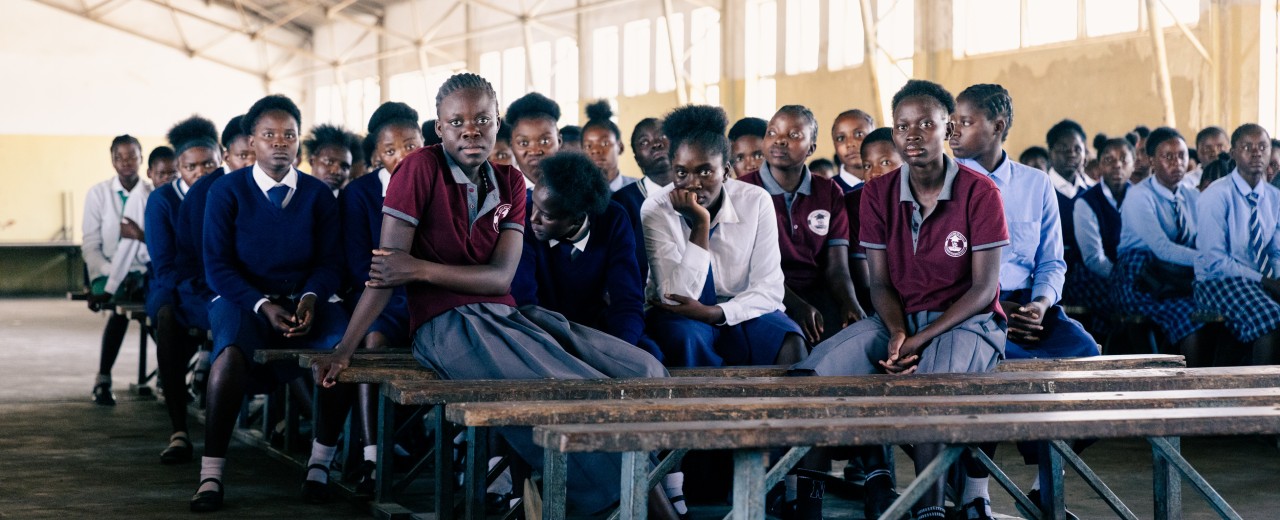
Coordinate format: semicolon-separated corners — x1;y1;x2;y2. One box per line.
511;201;646;345
175;168;225;302
339;170;408;303
1079;184;1122;263
143;180;184;317
203;168;342;311
610;181;649;281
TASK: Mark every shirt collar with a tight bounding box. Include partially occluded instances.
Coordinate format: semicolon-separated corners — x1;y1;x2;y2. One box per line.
524;174;536;191
711;180;743;226
640;177;665;199
549;216;592;253
898;155;960;203
1230;168;1266;198
252;163;298;194
758;162;813;196
377;167;391;198
1147;175;1181;201
958;152;1010;186
442;150;497;188
173;177;191;200
837;165;863;189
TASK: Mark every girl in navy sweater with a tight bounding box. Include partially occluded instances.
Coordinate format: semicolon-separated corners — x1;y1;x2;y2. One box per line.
191;95;351;512
146;116;221;465
311;73;673;518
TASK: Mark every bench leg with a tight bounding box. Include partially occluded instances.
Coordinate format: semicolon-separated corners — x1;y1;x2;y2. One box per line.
130;318;155;398
464;426;490;520
968;446;1043;520
1152;436;1182;520
731;450;766;520
375;390;396;503
1050;440;1138;520
542;447;568;520
619;451;649;520
1039;442;1067;520
1150;437;1242;520
880;445;964;520
432;406;456;520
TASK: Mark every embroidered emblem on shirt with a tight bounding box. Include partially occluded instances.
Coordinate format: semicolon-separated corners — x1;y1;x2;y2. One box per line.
493;203;513;232
806;210;831;236
944;231;968;258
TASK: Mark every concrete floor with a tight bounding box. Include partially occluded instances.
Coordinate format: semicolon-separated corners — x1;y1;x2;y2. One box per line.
1;298;1277;519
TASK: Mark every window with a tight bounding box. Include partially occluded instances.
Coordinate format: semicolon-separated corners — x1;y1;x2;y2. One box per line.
827;0;865;71
745;0;777;118
876;0;913;121
655;14;684;94
623;19;652;97
389;70;451;119
318;78;380;128
479;51;502;94
689;6;721;101
529;41;553;95
1155;0;1201;28
501;47;526;108
1024;0;1078;46
958;0;1201;56
1085;0;1139;37
784;0;819;75
953;0;1020;55
592;26;620;98
554;37;580;125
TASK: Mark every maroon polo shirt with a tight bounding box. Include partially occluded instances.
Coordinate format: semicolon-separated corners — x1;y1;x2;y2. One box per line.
382;144;527;331
739;164;850;291
845;188;865;259
859;157;1008;316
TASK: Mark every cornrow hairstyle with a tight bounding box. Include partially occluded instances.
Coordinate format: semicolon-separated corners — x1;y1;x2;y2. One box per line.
303;124;352;158
368;101;420;141
891;79;956;115
583;100;622;141
1093;133;1110;157
560;125;583;145
776;105;819;143
434;72;498;112
1132;125;1151;139
422;120;443;146
1230;123;1269;148
505;92;562;130
859;127;894;156
148;146;176;168
834;109;875;127
630;118;661;149
1200;152;1234;187
1019;146;1049;165
957;84;1013;141
1046;119;1087;148
663;104;731;166
1101;137;1135;159
1195;126;1227;146
167;116;220;158
727;117;767;142
346;131;365;169
221;115;248;148
241;94;301;136
110;134;141;154
1145;126;1184;157
539;151;611;217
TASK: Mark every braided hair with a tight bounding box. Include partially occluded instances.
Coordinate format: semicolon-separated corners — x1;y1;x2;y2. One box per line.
435;73;498;112
956;84;1013;141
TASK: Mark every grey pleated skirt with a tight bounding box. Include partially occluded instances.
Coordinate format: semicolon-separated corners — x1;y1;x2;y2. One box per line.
791;311;1006;376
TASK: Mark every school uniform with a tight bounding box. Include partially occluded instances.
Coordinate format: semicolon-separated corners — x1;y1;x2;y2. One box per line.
1071;182;1123;313
103;181;153;299
845;186;873;311
739;164;851;341
1182;166;1203;190
641;179;803;367
1112;176;1203;343
511;201;660;358
383;145;665;517
1049;167;1091;283
793;157;1008;376
1193;170;1280;343
82;177;151;295
959;155;1096;360
608;173;638;192
144;177;191;323
611;176;665;281
172;168;225;330
834;165;864;194
339;168;410;346
203;165;348;369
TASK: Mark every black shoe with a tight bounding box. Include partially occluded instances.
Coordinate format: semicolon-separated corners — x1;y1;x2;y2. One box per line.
1024;490;1079;520
957;497;993;520
160;435;193;465
190;478;224;513
301;465;330;504
863;473;898;520
485;492;515;515
350;460;376;500
785;476;824;520
92;382;115;406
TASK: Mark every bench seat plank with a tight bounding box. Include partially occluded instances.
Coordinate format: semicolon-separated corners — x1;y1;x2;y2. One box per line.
994;354;1184;372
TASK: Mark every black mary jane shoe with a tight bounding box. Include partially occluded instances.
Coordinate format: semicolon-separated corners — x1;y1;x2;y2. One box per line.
92;382;116;406
301;465;331;504
349;460;376;500
160;435;193;465
1023;491;1079;520
956;497;993;520
863;473;899;520
190;478;224;513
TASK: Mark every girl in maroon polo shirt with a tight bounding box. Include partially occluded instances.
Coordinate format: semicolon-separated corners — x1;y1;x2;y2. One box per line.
793;80;1009;520
310;73;673;518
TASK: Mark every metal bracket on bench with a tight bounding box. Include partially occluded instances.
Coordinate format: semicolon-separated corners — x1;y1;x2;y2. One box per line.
969;446;1044;520
1050;440;1139;520
1148;436;1243;520
605;449;689;520
717;446;811;520
879;445;965;520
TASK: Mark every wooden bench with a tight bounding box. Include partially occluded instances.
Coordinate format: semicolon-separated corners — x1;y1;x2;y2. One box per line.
114;303;157;399
535;404;1280;520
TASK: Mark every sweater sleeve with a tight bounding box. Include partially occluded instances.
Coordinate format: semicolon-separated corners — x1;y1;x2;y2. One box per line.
203;182;266;312
302;191;343;300
510;237;539;306
144;192;179;299
81;184;110;280
339;186;374;292
602;209;646;344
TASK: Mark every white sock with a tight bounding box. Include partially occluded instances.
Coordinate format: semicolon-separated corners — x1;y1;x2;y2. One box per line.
962;477;991;515
785;474;798;502
363;444;378;463
663;472;688;515
307;441;337;483
486;457;513;495
199;456;225;493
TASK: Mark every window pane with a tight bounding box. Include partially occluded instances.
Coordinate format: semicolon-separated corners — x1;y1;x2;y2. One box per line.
1157;0;1200;27
479;51;502;95
954;0;1020;55
1085;0;1139;36
501;47;525;109
530;41;552;94
877;0;913;59
745;1;775;77
828;0;865;69
623;19;652;97
592;26;620;98
1025;0;1078;46
389;72;430;119
316;85;335;125
690;7;720;86
745;76;776;119
655;14;685;93
554;37;579;124
784;0;819;74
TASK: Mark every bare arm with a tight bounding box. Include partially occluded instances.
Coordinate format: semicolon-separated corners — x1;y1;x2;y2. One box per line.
825;245;866;325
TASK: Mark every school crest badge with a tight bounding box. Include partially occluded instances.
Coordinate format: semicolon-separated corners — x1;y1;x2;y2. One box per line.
493;203;512;231
806;210;831;236
944;231;968;258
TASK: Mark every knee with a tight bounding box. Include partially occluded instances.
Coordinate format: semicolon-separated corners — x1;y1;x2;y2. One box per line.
775;334;808;364
362;331;388;350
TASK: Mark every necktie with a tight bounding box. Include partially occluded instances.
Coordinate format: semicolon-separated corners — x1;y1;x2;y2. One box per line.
267;185;289;209
1172;192;1194;247
556;241;579;262
117;190;128;209
1246;192;1274;278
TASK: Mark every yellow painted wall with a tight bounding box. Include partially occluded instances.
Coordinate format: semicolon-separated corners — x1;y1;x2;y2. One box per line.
0;135;165;243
